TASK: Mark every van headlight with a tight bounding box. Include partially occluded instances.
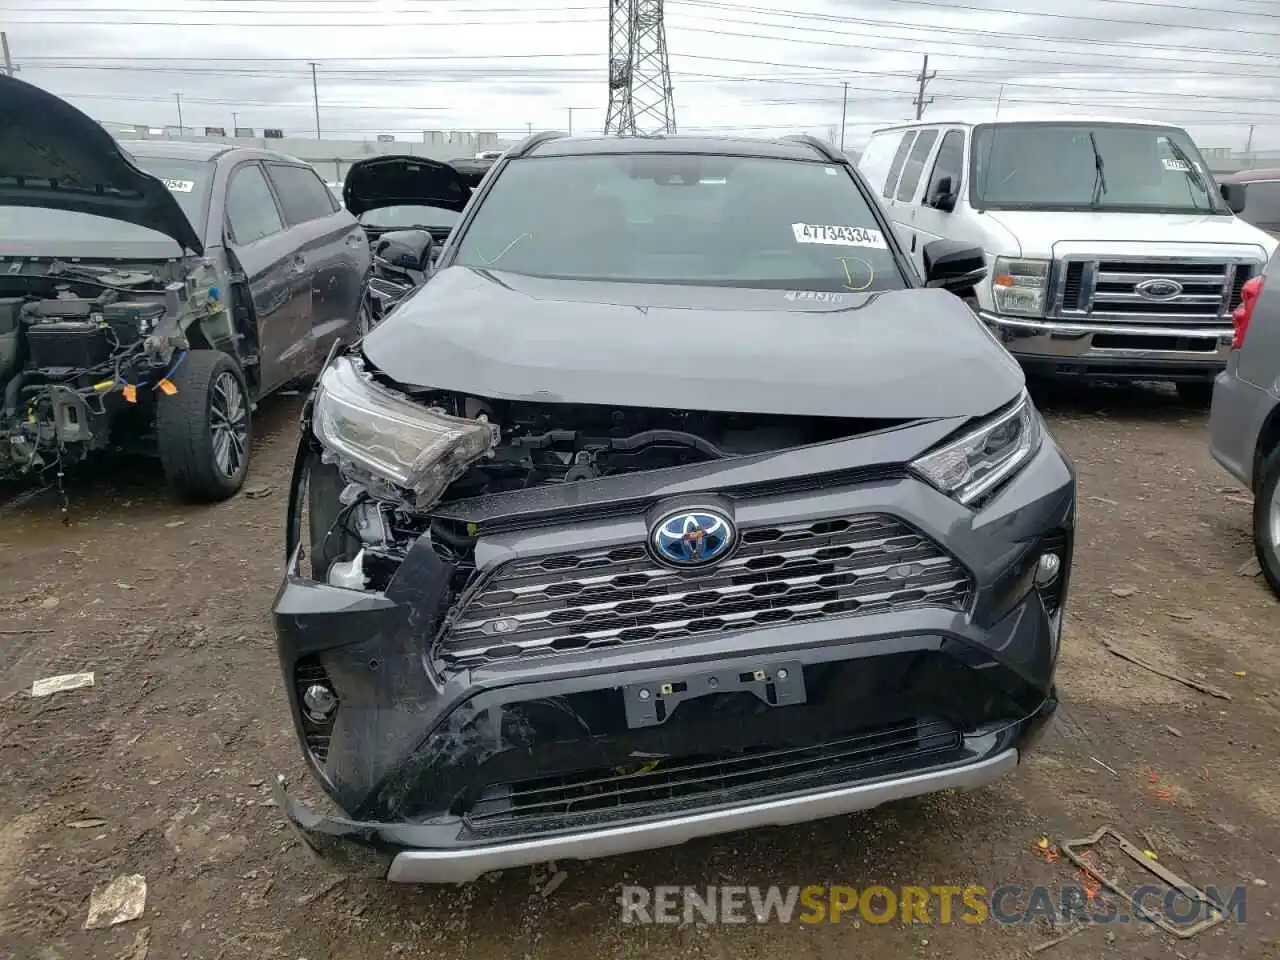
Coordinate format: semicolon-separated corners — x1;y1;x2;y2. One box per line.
991;257;1049;317
911;390;1043;505
311;354;496;501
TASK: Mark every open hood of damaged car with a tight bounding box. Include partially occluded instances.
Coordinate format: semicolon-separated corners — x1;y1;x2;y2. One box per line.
342;154;472;216
360;267;1026;421
0;76;204;254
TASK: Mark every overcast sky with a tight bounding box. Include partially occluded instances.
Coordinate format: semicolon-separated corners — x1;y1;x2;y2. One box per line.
8;0;1280;150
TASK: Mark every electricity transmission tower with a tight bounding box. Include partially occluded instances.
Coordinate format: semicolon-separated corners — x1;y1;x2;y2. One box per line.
603;0;676;136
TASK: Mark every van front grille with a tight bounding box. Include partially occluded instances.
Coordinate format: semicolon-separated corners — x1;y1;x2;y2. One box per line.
1051;257;1259;325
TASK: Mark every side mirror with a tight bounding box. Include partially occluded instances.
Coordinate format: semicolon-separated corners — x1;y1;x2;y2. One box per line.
375;229;434;273
922;240;987;294
1220;182;1247;215
927;175;957;213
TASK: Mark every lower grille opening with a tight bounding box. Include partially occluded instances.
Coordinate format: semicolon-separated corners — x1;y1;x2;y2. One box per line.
1092;334;1219;352
464;718;963;836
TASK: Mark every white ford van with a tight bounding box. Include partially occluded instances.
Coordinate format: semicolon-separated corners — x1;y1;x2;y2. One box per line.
858;112;1279;402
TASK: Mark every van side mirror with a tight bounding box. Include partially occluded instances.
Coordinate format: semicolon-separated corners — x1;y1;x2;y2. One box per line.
922;240;986;294
1220;182;1247;215
927;175;957;213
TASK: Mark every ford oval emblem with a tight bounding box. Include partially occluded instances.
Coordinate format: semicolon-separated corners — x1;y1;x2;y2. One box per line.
650;509;737;568
1135;278;1184;301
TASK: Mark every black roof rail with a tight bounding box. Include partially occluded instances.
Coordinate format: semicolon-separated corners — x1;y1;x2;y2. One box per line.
505;131;566;159
780;133;843;163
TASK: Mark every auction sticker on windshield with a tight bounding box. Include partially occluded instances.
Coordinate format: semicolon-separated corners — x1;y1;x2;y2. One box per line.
792;223;887;248
163;179;196;193
1161;159;1191;173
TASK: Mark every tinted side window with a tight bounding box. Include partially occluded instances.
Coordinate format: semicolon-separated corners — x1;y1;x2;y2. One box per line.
926;130;966;201
858;132;904;196
266;163;339;226
896;129;940;202
1242;180;1280;228
226;164;284;245
883;131;918;198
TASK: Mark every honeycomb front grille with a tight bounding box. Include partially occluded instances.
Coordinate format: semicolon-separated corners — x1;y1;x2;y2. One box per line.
438;514;972;666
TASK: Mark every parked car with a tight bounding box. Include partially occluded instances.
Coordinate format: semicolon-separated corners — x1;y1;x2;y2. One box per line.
1218;169;1280;238
342;155;481;322
272;132;1075;883
0;77;373;501
1209;247;1280;597
858;112;1279;404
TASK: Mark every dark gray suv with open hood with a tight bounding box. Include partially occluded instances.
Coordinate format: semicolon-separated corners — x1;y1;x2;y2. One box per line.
273;132;1076;884
0;77;370;500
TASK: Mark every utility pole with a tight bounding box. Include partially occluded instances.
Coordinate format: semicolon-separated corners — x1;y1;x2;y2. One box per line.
175;92;184;135
568;106;576;135
839;81;848;151
1246;124;1256;154
912;54;936;120
526;121;532;135
309;62;321;139
232;112;239;134
1;32;15;78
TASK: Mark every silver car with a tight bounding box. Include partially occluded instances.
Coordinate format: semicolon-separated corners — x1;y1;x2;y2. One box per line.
1208;247;1280;597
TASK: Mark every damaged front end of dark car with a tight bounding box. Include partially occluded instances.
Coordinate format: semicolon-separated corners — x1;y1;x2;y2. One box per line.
272;134;1074;885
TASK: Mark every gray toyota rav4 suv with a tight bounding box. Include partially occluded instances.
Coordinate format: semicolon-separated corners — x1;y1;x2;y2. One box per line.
272;133;1076;883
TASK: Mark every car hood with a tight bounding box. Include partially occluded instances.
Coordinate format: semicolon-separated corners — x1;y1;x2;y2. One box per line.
0;76;204;255
983;209;1278;260
361;267;1025;420
342;155;471;216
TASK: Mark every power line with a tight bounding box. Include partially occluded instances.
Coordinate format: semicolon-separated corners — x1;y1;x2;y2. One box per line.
670;0;1280;59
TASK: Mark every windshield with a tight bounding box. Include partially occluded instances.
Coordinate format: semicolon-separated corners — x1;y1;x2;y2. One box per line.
450;153;906;292
360;204;460;229
970;123;1226;214
0;157;212;251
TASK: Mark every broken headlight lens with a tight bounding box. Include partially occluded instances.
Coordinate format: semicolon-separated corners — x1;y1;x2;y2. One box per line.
312;354;494;501
910;390;1042;506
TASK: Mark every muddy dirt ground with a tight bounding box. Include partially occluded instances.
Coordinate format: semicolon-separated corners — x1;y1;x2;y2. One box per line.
0;382;1277;960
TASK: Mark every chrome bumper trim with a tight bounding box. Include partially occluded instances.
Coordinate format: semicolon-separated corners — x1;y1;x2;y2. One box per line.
977;311;1231;363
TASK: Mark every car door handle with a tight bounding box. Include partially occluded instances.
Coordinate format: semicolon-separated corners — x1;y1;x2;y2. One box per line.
292;255;307;274
345;231;365;247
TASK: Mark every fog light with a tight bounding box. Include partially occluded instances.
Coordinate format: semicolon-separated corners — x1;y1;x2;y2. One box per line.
1035;552;1061;586
302;683;338;722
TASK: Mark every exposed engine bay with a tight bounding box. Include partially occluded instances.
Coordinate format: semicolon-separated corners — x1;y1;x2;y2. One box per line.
296;352;909;605
0;257;229;474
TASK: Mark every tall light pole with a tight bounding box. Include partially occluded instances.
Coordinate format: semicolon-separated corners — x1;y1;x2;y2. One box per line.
175;92;184;135
309;62;321;139
839;81;848;151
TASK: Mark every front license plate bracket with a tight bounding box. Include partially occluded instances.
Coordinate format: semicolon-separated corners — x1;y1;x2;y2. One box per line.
622;660;806;729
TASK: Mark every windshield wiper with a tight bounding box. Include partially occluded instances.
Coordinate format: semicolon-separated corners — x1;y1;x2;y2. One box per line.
1162;138;1211;210
1089;132;1108;208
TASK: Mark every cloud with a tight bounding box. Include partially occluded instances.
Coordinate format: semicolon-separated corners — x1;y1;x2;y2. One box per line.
6;0;1278;149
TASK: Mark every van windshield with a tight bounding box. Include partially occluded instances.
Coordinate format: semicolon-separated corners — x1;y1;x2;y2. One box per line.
450;153;908;292
970;122;1227;215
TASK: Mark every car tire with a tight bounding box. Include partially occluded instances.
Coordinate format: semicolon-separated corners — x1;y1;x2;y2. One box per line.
1176;381;1214;406
156;350;252;502
1253;444;1280;600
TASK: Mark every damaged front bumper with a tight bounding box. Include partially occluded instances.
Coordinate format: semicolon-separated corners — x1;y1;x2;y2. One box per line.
272;424;1074;884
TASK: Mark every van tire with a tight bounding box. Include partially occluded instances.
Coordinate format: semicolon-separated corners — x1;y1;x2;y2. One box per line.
1176;381;1214;406
157;350;253;502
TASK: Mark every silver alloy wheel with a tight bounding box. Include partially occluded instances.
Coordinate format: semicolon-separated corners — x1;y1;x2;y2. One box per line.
1270;474;1280;550
209;371;248;479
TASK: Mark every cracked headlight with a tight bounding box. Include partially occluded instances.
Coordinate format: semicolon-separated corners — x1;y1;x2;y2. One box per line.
991;256;1049;317
312;354;495;501
911;390;1043;505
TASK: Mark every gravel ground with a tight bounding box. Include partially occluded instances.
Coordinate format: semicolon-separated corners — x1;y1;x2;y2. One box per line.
0;381;1277;960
